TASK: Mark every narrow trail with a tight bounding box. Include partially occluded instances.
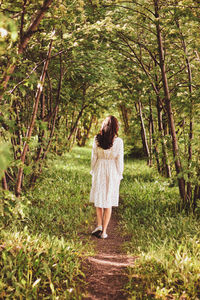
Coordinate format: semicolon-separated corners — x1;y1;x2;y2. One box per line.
83;208;136;300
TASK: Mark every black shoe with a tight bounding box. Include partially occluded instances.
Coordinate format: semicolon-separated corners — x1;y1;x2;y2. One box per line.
91;226;102;237
96;231;103;238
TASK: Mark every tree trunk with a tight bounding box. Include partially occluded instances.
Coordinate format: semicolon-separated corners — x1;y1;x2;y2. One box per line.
186;58;193;204
77;115;94;147
2;174;8;190
68;87;88;142
35;92;46;162
67;108;86;142
137;100;150;163
15;40;53;196
46;71;53;122
149;97;160;171
154;0;185;200
156;93;171;177
84;115;94;144
175;18;194;204
31;53;63;185
119;104;129;134
148;98;153;167
41;106;58;161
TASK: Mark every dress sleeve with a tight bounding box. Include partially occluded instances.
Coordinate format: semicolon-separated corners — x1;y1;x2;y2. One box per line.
90;137;98;175
116;138;124;180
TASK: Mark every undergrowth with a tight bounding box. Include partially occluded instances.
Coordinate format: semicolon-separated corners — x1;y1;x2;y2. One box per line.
120;159;200;300
0;147;94;299
1;147;200;299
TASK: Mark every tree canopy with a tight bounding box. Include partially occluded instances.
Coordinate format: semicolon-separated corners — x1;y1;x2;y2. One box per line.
0;0;200;210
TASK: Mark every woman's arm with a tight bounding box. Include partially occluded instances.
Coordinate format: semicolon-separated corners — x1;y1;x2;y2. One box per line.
90;137;98;175
116;138;124;180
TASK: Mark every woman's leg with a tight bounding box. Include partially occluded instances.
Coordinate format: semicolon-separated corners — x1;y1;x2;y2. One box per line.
102;207;112;235
96;207;103;227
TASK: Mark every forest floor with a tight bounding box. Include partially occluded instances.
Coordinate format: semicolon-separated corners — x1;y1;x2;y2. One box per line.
1;147;199;299
82;208;136;300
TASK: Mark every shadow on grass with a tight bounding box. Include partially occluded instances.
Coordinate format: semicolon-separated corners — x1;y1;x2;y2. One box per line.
22;147;94;240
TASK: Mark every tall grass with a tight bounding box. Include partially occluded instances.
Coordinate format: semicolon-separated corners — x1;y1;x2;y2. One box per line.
120;159;200;299
0;147;94;299
1;147;200;299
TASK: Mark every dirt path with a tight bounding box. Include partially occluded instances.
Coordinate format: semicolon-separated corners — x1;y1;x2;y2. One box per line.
82;208;135;300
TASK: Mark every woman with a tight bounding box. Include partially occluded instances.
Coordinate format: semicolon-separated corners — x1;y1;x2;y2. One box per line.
90;116;124;239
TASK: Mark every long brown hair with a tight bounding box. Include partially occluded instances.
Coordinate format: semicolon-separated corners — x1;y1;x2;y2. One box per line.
96;116;119;150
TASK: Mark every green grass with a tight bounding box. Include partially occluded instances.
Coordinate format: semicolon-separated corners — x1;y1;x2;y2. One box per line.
26;147;93;238
0;147;95;299
120;159;200;299
1;147;200;299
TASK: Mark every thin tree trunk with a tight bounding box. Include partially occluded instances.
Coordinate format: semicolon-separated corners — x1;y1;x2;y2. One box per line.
175;18;193;204
156;92;171;177
84;115;94;143
78;115;94;146
31;53;64;185
67;108;86;141
118;27;171;175
193;184;200;212
68;87;88;142
65;112;69;134
137;100;150;163
35;92;46;162
154;0;185;199
13;101;22;149
41;106;58;161
72;127;79;147
154;54;168;175
43;51;64;155
119;104;129;134
2;174;8;190
149;97;160;170
68;109;76;137
47;71;53;118
15;40;53;196
149;98;153;167
30;106;58;185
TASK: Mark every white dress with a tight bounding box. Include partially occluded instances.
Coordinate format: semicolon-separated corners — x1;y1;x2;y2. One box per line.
90;136;124;208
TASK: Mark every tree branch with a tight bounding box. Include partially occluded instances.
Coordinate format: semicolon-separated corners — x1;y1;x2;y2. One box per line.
102;4;154;22
117;31;159;66
18;0;54;53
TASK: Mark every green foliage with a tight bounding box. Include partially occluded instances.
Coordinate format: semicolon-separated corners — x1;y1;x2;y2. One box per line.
0;231;87;299
0;190;27;229
1;0;200;296
120;158;200;299
1;0;200;207
0;142;11;179
0;147;94;299
0;13;18;55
